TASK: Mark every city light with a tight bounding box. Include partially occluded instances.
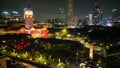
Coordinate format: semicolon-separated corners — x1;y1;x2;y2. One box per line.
0;0;120;68
12;11;18;14
3;11;9;14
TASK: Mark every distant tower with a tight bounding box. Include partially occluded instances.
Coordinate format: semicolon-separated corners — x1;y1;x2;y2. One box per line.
92;0;103;25
67;0;73;26
24;8;34;29
112;9;120;20
89;14;93;25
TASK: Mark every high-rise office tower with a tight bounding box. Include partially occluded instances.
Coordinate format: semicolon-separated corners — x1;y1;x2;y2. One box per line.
92;0;103;25
67;0;73;27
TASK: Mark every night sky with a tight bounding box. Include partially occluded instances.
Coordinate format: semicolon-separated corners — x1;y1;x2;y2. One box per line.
0;0;120;20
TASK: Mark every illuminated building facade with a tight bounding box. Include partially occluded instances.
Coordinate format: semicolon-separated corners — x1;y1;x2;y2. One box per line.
2;11;24;23
67;0;73;27
92;5;100;25
24;8;34;29
17;25;48;39
92;0;103;25
112;9;120;20
89;14;93;25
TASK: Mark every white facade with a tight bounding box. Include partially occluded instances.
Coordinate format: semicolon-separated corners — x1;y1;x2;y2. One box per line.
24;9;34;29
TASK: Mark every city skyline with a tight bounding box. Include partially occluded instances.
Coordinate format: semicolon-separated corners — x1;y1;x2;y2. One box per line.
0;0;120;21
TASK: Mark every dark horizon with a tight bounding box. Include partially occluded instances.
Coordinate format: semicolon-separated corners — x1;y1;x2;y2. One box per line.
0;0;120;20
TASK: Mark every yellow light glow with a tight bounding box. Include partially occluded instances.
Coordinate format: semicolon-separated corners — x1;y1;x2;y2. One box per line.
61;29;67;35
24;10;33;15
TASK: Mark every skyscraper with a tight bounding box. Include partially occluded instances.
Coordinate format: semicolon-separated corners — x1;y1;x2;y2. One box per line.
67;0;73;27
92;2;100;25
112;9;120;20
